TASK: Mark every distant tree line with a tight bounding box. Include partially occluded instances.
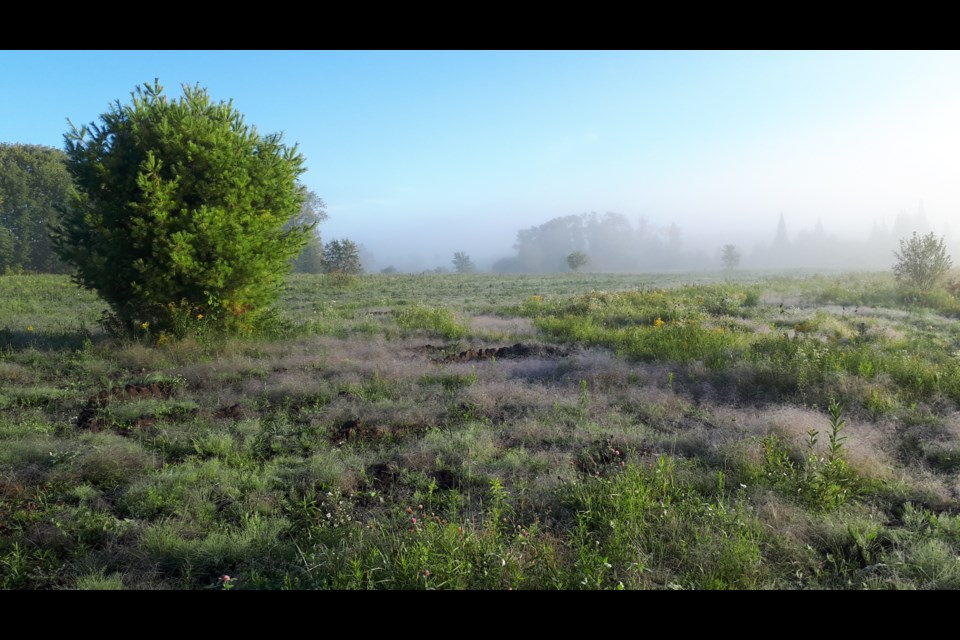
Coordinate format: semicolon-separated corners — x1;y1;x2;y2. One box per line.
492;212;695;273
0;143;75;273
3;137;952;278
490;208;954;274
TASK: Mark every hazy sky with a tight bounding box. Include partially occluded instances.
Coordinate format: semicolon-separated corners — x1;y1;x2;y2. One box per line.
3;50;958;269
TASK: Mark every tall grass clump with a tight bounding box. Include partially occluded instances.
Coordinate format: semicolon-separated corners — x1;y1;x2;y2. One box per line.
564;456;766;589
752;401;860;510
394;304;468;340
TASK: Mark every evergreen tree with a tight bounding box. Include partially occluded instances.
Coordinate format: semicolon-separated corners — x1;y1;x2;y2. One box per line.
774;212;789;247
53;81;311;336
720;244;741;270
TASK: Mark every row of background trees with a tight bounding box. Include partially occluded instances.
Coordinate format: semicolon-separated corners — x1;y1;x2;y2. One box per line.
0;144;75;273
2;142;953;278
489;209;947;274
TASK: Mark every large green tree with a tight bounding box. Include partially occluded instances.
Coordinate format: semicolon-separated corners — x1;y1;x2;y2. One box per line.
54;81;311;336
0;143;75;273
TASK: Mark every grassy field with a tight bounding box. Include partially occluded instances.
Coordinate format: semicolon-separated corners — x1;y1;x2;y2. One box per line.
2;270;960;589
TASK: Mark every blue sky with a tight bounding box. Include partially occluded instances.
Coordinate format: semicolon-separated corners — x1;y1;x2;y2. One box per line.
3;50;959;270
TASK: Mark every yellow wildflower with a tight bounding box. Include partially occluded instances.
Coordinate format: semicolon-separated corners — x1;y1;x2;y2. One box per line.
196;314;204;320
653;317;665;328
26;325;34;332
141;322;150;330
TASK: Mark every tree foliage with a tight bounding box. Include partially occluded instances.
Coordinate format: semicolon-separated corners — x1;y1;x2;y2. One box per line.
323;238;363;275
53;81;310;336
502;212;688;273
720;244;740;270
892;232;952;290
290;186;328;274
452;251;475;274
566;250;588;272
0;143;75;273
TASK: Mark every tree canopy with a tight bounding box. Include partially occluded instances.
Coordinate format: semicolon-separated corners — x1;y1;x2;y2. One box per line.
452;251;475;274
53;80;311;336
720;244;741;270
290;186;328;274
323;238;363;275
0;143;75;273
566;251;588;272
893;232;952;290
499;212;688;273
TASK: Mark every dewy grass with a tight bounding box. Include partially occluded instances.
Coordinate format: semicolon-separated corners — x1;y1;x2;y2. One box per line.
564;456;767;589
3;271;960;589
394;304;469;340
525;283;960;410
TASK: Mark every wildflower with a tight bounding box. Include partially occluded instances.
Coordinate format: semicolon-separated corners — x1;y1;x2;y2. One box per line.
26;325;34;332
196;313;204;320
141;321;150;330
411;517;417;524
653;317;665;328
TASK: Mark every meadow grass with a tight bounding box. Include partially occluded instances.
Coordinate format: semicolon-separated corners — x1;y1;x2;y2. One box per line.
2;270;960;589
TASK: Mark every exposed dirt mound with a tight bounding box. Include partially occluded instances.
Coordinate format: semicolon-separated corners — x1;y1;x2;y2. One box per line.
214;403;246;420
367;461;400;488
333;418;379;443
90;382;172;405
432;468;459;490
411;344;445;354
432;343;568;364
76;382;174;430
332;419;427;445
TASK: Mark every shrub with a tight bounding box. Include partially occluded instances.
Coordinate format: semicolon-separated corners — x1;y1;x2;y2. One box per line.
54;80;311;338
893;232;952;290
